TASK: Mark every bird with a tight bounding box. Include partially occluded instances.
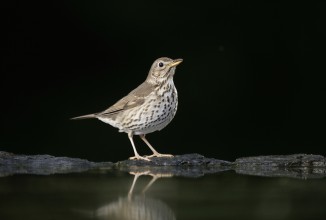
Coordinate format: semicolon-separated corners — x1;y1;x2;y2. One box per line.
71;57;183;161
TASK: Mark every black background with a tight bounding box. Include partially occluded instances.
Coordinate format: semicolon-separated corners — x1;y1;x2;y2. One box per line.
2;1;326;162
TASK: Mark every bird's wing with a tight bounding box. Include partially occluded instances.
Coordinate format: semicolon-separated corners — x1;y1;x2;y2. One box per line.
98;81;155;116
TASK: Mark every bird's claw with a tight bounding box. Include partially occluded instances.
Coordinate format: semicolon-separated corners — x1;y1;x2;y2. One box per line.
146;153;174;158
129;155;151;161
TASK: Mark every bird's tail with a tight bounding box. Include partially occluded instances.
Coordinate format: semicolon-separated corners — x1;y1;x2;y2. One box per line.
70;113;97;120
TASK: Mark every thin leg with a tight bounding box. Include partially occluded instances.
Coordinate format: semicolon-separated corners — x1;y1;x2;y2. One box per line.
128;172;173;197
142;175;159;194
139;134;173;158
128;172;143;199
128;132;150;161
128;171;157;198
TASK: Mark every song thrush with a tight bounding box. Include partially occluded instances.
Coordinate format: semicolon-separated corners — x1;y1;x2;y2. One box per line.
71;57;183;161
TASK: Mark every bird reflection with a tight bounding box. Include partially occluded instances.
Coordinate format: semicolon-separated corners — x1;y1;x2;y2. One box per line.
94;172;176;220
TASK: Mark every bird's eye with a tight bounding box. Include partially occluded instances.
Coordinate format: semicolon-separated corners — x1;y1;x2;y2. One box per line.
158;62;164;67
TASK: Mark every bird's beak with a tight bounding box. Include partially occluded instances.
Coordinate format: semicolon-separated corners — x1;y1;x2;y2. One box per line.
169;58;183;67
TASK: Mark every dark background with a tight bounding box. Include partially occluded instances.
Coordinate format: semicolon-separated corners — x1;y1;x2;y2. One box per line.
1;1;325;162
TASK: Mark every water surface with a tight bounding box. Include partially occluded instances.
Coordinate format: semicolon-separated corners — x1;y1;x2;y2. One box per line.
1;171;325;220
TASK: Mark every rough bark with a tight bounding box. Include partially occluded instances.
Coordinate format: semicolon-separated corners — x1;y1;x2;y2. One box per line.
1;151;325;178
234;154;326;179
0;151;113;177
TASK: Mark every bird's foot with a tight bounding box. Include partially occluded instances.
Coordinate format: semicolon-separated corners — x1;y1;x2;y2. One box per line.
129;155;151;161
129;171;151;176
146;153;174;158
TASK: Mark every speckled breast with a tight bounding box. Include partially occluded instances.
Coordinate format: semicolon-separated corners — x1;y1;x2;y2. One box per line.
120;85;178;135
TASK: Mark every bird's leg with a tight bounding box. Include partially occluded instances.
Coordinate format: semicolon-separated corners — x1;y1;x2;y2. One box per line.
139;134;173;158
128;132;150;161
127;172;140;200
142;175;159;194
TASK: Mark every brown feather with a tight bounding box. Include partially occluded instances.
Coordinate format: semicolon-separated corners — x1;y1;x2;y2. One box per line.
70;114;96;120
98;81;156;117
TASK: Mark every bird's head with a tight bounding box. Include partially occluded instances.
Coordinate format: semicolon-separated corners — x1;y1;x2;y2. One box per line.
146;57;183;85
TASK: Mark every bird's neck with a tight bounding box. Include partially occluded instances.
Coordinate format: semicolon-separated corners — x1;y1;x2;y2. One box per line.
156;78;175;96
